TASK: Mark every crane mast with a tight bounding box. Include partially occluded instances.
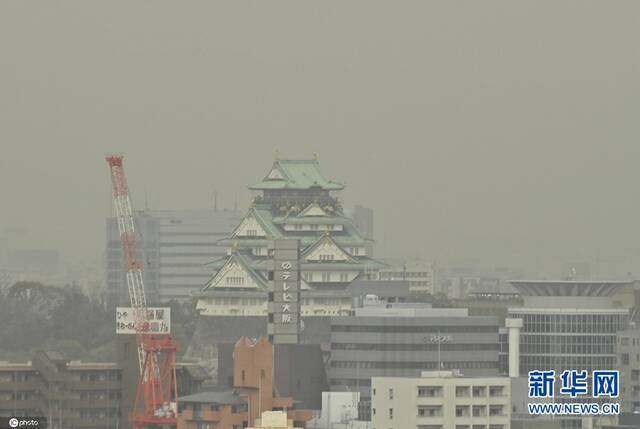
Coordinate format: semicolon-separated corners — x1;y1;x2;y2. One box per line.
106;154;178;429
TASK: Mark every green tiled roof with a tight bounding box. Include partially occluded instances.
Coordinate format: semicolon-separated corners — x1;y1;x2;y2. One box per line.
249;159;344;191
272;216;349;225
202;252;268;291
219;235;371;248
253;207;283;238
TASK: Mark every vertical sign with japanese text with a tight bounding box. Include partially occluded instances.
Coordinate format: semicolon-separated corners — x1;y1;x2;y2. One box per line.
268;239;301;344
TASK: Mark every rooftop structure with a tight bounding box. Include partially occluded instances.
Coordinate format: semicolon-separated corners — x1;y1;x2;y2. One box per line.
510;280;630;297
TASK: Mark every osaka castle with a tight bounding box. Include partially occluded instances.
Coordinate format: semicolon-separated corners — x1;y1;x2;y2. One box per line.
194;157;386;316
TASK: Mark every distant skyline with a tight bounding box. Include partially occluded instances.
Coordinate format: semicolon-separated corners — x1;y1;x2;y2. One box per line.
2;2;640;278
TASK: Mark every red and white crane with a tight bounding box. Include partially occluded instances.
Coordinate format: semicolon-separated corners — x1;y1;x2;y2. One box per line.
106;154;179;429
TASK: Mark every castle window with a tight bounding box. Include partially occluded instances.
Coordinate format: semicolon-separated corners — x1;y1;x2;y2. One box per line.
226;276;245;285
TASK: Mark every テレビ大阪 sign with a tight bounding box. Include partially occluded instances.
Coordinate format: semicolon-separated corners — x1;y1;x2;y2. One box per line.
268;240;301;344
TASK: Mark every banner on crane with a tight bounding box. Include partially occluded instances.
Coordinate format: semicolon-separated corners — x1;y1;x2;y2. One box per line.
116;307;171;334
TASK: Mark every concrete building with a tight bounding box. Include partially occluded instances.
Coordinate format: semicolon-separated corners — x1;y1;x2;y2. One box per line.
346;205;374;257
194;158;386;317
616;328;640;413
378;259;436;294
328;303;500;420
106;208;241;306
371;370;510;429
508;280;630;376
177;336;312;429
347;279;410;308
0;351;124;429
507;280;631;429
306;392;373;429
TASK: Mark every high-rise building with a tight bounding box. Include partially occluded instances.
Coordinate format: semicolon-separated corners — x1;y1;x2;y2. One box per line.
327;302;500;420
194;158;385;316
106;209;241;306
371;370;511;429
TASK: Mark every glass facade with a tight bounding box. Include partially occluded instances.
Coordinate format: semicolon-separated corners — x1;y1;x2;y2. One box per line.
509;311;628;374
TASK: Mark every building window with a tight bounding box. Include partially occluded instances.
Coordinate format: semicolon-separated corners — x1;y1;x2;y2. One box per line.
418;406;442;417
319;254;334;261
388;388;394;400
389;408;393;419
456;386;470;397
340;273;349;282
247;229;257;236
322;272;331;282
226;276;244;285
418;386;442;397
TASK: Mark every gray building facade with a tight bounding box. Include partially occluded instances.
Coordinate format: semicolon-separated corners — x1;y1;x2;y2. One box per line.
106;209;241;307
327;304;500;420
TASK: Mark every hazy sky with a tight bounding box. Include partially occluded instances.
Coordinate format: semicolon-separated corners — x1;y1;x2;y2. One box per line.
1;2;639;276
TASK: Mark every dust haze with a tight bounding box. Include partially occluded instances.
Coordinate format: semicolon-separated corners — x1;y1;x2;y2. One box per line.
1;1;640;278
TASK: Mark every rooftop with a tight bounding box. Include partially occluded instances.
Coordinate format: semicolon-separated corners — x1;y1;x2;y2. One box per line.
250;159;344;191
178;390;244;405
509;279;632;297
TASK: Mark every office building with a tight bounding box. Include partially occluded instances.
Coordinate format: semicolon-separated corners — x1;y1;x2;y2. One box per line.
328;302;500;420
371;370;510;429
106;208;241;306
507;280;631;429
508;280;630;376
378;259;436;294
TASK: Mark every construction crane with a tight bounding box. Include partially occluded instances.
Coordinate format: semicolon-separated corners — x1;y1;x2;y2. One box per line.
106;154;179;429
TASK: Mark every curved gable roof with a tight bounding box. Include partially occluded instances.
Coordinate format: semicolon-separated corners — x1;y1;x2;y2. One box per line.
250;159;344;191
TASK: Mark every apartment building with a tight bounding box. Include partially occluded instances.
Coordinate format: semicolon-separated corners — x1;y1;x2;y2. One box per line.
0;351;124;429
0;350;209;429
371;370;510;429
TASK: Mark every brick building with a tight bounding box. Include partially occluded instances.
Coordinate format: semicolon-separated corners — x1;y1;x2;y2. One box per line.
177;336;312;429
